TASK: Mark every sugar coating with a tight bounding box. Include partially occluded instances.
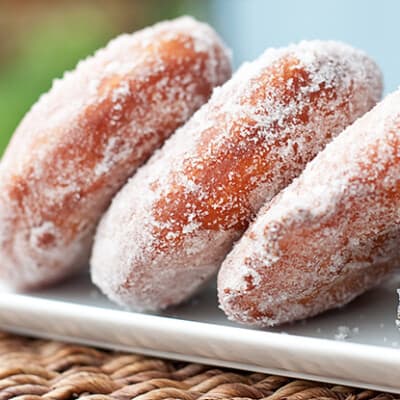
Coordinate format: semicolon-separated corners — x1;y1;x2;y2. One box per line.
0;16;232;288
91;40;383;311
218;89;400;327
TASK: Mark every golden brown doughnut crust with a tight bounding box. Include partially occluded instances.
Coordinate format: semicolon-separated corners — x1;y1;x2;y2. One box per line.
0;16;232;288
91;41;382;311
218;90;400;327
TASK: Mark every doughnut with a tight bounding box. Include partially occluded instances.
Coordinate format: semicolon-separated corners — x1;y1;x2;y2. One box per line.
0;16;232;289
218;89;400;327
91;40;382;311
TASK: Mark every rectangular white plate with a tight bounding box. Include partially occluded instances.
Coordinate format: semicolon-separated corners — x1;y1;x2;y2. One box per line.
1;272;400;393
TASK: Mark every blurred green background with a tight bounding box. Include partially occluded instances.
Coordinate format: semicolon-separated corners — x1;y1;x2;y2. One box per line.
0;0;211;156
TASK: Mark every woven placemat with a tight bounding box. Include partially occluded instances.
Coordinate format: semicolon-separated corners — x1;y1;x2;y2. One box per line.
0;332;397;400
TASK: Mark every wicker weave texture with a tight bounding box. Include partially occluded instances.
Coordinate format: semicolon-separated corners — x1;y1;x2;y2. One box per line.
0;332;397;400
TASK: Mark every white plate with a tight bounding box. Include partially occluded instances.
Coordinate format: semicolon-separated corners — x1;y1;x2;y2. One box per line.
0;273;400;393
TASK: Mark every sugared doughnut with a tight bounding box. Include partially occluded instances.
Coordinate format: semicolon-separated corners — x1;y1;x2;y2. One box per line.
0;16;232;289
218;89;400;327
91;40;382;311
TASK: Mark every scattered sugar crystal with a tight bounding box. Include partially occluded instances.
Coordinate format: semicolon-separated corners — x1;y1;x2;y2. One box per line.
334;325;360;341
334;326;352;340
